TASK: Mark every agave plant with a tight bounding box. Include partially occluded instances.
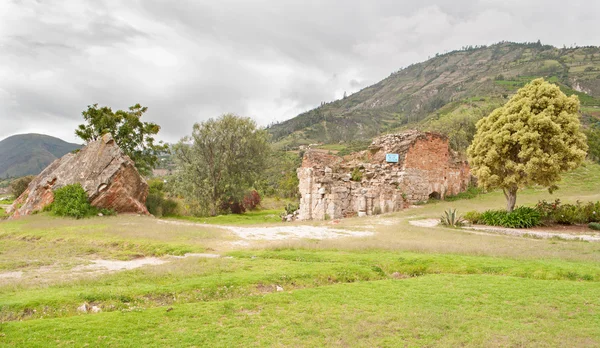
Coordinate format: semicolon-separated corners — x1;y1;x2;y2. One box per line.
440;208;465;227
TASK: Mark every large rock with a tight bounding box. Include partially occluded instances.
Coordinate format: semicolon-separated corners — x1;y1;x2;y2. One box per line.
7;134;149;218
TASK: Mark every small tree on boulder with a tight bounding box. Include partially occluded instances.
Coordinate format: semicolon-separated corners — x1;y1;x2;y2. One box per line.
75;104;167;176
467;78;587;212
10;175;34;199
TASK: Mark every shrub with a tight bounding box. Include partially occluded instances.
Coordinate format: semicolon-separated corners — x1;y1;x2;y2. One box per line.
284;202;299;215
10;175;35;198
242;190;261;211
535;199;561;224
440;208;465;227
535;199;600;225
146;179;179;217
554;203;587;225
219;190;262;215
373;206;382;215
444;185;483;201
479;206;541;228
588;222;600;231
220;199;245;214
50;184;95;219
463;211;481;224
351;168;362;182
582;201;600;223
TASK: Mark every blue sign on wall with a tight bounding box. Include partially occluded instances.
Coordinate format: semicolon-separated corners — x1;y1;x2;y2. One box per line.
386;154;399;163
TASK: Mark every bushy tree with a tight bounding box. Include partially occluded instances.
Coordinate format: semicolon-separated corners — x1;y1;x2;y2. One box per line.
173;114;270;216
75;104;167;176
467;78;587;212
584;124;600;162
10;175;35;198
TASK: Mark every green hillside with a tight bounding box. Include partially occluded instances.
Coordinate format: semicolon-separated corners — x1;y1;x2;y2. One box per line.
0;134;81;179
268;42;600;150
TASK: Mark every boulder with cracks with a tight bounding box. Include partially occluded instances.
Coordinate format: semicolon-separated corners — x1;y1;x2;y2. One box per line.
8;134;149;218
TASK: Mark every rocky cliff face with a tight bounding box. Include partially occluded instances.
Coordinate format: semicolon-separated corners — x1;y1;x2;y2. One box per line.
8;134;149;218
297;130;471;220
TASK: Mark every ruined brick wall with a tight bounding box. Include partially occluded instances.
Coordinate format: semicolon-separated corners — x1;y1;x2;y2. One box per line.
297;130;470;220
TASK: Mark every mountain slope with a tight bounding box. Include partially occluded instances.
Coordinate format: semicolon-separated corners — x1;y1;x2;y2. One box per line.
268;42;600;149
0;134;81;178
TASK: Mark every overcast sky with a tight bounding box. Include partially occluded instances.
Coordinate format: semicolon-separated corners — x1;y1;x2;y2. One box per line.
1;0;598;144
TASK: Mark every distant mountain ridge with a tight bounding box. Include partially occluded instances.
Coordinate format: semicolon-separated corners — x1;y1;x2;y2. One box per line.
267;41;600;149
0;134;81;178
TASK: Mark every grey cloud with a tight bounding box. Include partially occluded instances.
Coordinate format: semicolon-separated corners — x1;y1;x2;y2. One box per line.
0;0;598;143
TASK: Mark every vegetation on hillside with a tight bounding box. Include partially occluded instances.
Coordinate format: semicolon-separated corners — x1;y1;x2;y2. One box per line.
0;134;81;179
266;42;600;155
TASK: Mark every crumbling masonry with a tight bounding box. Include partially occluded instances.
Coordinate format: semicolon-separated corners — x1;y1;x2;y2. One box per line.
297;130;471;220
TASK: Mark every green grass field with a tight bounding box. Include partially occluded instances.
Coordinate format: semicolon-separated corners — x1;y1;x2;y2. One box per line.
172;209;282;225
1;164;600;346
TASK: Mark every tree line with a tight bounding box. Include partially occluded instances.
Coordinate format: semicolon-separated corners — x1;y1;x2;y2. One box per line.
73;76;593;216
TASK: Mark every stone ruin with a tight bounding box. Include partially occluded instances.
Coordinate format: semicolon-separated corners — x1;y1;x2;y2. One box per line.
8;133;149;218
297;130;471;220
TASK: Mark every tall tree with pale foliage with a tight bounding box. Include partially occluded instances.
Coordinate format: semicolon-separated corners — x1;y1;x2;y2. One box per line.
173;114;270;216
467;78;587;212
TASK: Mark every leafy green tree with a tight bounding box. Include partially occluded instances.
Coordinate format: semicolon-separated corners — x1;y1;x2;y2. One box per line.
467;78;587;212
173;114;270;216
584;124;600;162
75;104;167;176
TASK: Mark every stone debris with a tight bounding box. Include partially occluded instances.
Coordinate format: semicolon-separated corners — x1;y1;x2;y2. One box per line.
282;210;300;222
8;133;149;218
276;285;284;292
297;130;471;220
77;303;102;314
77;303;89;313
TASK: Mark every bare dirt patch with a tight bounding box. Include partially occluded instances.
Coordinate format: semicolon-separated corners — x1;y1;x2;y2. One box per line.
72;258;168;272
224;225;374;241
409;219;439;228
158;219;374;241
0;271;23;279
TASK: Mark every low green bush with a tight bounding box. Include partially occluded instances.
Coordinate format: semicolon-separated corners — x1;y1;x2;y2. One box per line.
444;186;483;201
146;179;179;217
535;199;600;225
479;207;541;228
463;211;481;224
588;222;600;231
554;203;587;225
48;184;96;219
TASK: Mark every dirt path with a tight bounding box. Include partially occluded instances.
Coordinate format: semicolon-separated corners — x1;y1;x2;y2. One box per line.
0;253;226;284
158;219;374;241
409;219;600;242
465;225;600;242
